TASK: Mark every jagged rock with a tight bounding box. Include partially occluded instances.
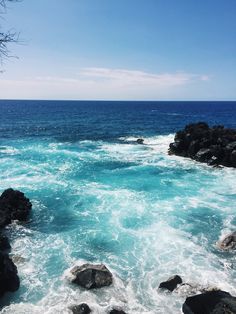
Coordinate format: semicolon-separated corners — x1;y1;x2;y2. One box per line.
169;123;236;167
218;231;236;250
70;263;113;289
69;303;91;314
0;188;32;228
0;252;20;296
195;148;212;162
109;309;127;314
137;138;144;144
182;290;236;314
159;275;182;292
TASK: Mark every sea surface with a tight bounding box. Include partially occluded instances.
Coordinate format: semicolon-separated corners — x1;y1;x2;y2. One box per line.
0;100;236;313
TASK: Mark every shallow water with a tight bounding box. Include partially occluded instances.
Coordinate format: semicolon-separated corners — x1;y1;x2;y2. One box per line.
0;100;236;313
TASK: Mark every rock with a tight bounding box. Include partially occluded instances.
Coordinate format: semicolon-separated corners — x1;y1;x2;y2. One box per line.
176;283;219;297
69;303;91;314
0;233;11;251
109;309;127;314
11;255;27;264
0;188;32;228
194;148;212;163
0;252;20;296
169;123;236;168
159;275;182;292
70;263;113;289
182;290;236;314
218;231;236;250
137;138;144;144
231;150;236;167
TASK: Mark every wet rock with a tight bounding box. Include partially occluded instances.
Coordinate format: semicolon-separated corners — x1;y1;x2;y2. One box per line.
169;123;236;167
182;290;236;314
159;275;182;292
0;188;32;227
109;309;127;314
70;263;113;289
137;138;144;144
0;233;11;251
231;150;236;167
176;283;219;297
69;303;91;314
11;255;27;264
218;231;236;250
195;148;212;162
0;252;20;296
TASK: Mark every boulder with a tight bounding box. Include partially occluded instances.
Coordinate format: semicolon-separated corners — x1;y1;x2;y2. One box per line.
182;290;236;314
0;252;20;296
159;275;182;292
69;303;91;314
0;188;32;227
70;263;113;289
169;123;236;167
218;231;236;250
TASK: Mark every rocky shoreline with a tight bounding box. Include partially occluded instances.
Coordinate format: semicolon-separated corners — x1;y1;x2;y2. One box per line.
1;192;234;313
169;122;236;167
0;188;32;298
1;123;236;313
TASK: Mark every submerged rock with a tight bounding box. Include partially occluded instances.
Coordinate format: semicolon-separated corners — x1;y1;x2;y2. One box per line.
69;303;91;314
0;188;32;227
0;252;20;296
70;263;113;289
169;123;236;167
218;231;236;250
176;283;219;297
182;290;236;314
109;309;127;314
159;275;182;292
137;138;144;144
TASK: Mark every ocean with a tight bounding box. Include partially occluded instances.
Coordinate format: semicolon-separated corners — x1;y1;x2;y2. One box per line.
0;100;236;313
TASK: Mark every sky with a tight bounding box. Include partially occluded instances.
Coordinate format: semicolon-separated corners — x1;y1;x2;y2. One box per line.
0;0;235;100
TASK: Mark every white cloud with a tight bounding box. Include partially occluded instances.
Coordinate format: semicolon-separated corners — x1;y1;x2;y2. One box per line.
200;75;210;81
0;67;209;100
80;67;196;86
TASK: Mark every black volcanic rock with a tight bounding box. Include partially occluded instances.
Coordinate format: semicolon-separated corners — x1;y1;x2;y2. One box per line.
182;290;236;314
0;188;32;227
70;263;113;289
109;309;127;314
0;252;20;296
69;303;91;314
218;231;236;250
0;189;32;298
137;138;144;144
159;275;182;292
169;123;236;167
0;233;11;251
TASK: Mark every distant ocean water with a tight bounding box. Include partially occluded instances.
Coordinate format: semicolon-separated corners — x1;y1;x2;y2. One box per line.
0;100;236;313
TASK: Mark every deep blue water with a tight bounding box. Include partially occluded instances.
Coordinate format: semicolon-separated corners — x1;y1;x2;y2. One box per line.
0;100;236;314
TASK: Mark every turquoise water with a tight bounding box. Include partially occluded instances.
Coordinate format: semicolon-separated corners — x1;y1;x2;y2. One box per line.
0;101;236;313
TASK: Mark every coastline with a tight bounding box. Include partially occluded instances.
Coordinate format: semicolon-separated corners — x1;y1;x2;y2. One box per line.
0;101;236;313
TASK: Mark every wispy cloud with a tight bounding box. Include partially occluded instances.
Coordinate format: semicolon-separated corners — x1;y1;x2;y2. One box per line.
0;67;210;99
80;67;203;87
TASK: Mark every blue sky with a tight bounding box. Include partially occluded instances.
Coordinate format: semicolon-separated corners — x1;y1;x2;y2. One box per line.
0;0;235;100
